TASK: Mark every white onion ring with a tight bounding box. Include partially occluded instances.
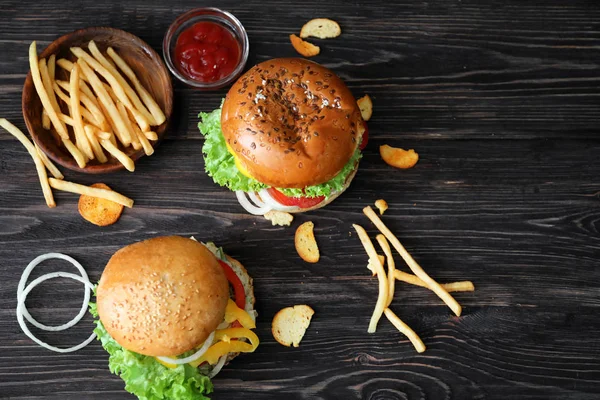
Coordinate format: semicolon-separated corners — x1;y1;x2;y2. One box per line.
217;321;230;330
258;189;300;212
157;331;216;365
17;253;92;331
247;191;266;208
208;354;228;378
17;271;96;353
235;190;272;215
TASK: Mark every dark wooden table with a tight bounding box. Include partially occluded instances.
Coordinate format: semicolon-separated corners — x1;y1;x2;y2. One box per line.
1;1;599;399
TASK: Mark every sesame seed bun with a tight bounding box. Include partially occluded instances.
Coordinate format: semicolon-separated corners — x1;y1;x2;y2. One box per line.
221;58;363;189
96;236;229;357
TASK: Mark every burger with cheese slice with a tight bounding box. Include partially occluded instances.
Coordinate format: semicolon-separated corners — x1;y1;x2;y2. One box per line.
198;58;367;215
89;236;258;400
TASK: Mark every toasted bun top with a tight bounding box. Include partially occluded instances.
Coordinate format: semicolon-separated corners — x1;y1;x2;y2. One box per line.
96;236;229;357
221;58;363;189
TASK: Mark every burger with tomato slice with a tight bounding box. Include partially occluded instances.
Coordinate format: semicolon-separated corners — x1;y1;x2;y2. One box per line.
89;236;257;400
198;58;367;215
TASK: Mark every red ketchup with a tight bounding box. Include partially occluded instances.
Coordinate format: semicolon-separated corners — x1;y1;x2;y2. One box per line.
174;21;241;83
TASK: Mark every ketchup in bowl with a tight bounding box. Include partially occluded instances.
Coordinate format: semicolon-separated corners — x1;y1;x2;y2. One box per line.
163;8;249;89
174;21;241;83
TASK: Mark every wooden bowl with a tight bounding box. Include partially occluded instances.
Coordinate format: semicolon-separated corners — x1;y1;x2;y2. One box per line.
22;27;173;174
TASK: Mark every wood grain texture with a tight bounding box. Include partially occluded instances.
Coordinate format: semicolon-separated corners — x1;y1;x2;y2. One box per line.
1;0;599;399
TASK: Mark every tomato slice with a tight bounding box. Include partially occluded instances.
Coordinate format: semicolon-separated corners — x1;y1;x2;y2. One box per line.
230;321;242;328
267;188;325;209
360;122;369;150
218;260;245;310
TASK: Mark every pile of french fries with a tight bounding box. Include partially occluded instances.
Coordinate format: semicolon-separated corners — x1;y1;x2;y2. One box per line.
31;40;165;171
354;205;475;353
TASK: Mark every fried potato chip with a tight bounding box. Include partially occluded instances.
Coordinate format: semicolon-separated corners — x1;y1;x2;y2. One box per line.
77;183;124;226
300;18;341;39
380;145;419;169
295;221;320;263
290;34;320;57
272;305;315;347
264;210;294;226
357;94;373;121
375;199;388;215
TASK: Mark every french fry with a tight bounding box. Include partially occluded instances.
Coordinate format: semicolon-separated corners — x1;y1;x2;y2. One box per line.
96;100;119;146
88;40;156;126
29;43;85;167
35;143;63;179
69;63;95;160
0;118;55;207
41;55;56;130
30;44;67;140
39;62;68;149
117;102;141;150
133;121;154;155
62;138;88;168
48;177;133;208
84;125;108;163
56;59;77;76
393;270;475;292
56;80;108;130
58;59;95;100
144;131;158;141
39;58;66;135
107;47;166;125
366;254;385;276
100;138;135;172
53;82;101;129
47;55;56;75
79;80;99;108
41;110;51;130
58;113;75;126
77;58;132;146
376;235;396;307
126;108;153;155
384;308;426;353
71;47;151;132
441;281;476;292
363;206;462;316
86;126;112;141
102;81;149;133
352;224;388;334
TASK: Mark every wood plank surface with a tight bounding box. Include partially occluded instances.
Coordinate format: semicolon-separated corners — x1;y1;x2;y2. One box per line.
0;0;599;399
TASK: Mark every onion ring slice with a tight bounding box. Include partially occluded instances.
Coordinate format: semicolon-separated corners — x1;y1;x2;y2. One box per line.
208;353;228;378
17;253;92;331
258;189;300;212
235;190;272;215
157;331;216;365
247;191;266;208
16;271;96;353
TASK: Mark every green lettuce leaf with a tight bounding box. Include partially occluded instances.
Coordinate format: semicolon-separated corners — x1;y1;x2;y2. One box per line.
198;106;361;198
278;147;361;198
198;108;266;193
89;301;213;400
